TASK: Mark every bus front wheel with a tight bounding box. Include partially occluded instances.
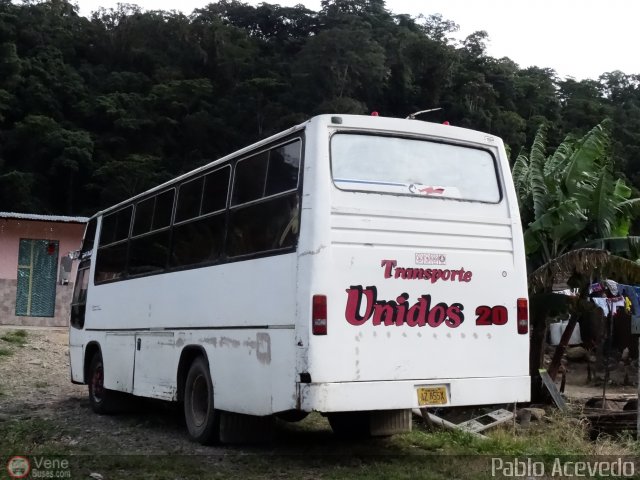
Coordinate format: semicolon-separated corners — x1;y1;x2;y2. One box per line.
88;353;119;414
184;356;219;444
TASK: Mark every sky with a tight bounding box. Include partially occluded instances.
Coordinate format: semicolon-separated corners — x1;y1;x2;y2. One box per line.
74;0;640;81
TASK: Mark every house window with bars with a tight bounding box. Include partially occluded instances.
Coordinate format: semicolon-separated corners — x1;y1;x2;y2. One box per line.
16;239;59;317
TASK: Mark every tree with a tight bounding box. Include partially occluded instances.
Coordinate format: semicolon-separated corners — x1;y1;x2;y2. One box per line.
293;26;386;111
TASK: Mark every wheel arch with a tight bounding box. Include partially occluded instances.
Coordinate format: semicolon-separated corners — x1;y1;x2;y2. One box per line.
83;341;102;384
176;345;209;402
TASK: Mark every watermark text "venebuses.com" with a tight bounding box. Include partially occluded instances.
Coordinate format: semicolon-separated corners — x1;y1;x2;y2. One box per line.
6;456;71;479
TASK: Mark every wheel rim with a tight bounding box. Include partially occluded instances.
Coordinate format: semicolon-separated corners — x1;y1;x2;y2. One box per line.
92;364;104;403
190;373;209;427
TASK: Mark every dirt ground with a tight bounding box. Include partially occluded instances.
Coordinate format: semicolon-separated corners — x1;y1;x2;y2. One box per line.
542;344;639;403
0;327;228;455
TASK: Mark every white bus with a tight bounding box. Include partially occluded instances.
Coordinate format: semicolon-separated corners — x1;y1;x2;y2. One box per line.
69;114;530;443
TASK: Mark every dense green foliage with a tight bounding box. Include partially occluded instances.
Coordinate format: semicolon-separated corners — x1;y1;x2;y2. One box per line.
1;0;639;215
513;120;640;269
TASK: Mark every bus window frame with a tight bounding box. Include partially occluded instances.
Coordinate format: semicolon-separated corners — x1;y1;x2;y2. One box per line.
131;188;177;238
226;137;303;260
92;133;305;285
172;165;231;228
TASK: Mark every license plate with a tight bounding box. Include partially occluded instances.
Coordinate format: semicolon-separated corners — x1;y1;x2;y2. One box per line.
417;386;448;406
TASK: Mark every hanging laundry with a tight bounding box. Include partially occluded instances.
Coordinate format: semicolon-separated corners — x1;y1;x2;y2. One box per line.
610;296;625;316
619;284;640;315
591;297;610;316
605;279;619;296
589;283;604;294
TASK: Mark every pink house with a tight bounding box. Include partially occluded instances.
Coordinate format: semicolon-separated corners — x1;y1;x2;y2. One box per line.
0;212;89;327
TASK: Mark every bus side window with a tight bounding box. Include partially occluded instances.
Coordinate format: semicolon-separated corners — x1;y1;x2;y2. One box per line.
95;207;132;284
132;197;154;236
228;139;301;257
228;193;299;256
232;151;268;205
176;177;204;223
202;167;230;215
265;142;300;196
129;190;174;276
95;242;128;283
171;167;229;269
171;215;225;268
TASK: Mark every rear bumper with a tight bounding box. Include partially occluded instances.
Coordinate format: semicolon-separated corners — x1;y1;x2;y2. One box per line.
300;375;530;412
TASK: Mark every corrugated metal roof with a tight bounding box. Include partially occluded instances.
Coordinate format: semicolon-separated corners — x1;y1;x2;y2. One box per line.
0;211;89;223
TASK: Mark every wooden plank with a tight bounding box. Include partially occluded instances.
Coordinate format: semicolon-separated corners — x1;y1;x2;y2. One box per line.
418;409;487;439
456;409;514;433
539;368;568;411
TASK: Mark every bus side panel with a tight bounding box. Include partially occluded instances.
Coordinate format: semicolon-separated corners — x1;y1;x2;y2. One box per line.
175;328;297;415
85;255;298;330
82;254;299;414
133;331;176;399
105;332;135;393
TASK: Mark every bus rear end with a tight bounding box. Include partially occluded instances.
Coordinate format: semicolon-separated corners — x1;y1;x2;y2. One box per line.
296;115;529;430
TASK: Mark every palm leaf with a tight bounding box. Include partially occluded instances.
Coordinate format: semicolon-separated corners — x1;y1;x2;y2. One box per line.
600;255;640;284
511;152;530;205
529;123;549;221
580;236;640;259
528;248;610;294
589;166;616;237
543;137;574;188
563;119;611;196
611;218;631;238
528;198;587;235
619;198;640;219
528;248;640;294
613;179;632;200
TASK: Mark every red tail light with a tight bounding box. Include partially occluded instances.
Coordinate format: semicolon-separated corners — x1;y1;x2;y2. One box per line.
517;298;528;334
312;295;327;335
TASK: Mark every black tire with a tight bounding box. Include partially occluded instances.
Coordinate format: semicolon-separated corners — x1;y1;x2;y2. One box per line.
88;352;119;414
184;356;219;444
327;411;370;438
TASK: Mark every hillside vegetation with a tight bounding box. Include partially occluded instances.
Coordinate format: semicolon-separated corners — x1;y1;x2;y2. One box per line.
0;0;639;216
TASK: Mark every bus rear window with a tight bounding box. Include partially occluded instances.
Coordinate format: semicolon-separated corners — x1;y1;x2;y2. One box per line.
330;134;500;203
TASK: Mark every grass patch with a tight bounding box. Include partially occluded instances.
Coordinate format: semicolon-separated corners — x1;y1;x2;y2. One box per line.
0;417;62;454
1;329;28;346
0;347;12;356
1;411;638;479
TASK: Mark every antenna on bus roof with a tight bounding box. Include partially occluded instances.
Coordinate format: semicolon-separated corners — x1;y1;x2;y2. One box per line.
406;107;442;120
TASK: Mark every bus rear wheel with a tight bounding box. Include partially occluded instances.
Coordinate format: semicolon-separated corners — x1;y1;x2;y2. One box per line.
184;356;219;444
88;353;119;414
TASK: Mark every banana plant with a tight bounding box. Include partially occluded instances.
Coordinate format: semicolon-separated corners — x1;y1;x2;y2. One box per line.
512;119;640;273
513;119;640;400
